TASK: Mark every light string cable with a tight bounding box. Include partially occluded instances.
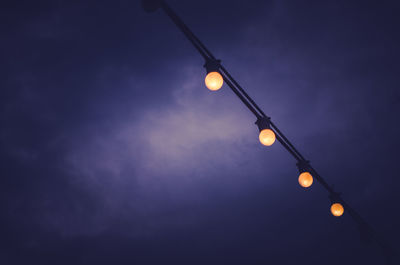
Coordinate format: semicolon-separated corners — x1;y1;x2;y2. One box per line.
144;0;393;262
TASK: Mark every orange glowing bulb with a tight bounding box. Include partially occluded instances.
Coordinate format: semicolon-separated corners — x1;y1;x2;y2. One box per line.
298;172;313;188
205;71;223;91
330;203;344;217
259;129;276;146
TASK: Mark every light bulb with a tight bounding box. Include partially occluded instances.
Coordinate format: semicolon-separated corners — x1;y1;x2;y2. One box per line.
330;203;344;217
298;172;313;188
205;71;223;91
259;129;276;146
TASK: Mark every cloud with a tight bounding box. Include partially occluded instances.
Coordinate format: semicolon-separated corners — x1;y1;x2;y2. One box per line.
51;65;274;236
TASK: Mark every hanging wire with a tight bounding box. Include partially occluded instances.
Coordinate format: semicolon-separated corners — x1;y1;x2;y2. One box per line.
147;0;392;262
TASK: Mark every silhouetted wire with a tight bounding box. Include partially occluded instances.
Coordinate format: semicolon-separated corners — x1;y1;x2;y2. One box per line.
147;0;393;262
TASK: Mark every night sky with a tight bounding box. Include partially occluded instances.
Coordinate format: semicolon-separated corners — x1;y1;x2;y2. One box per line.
1;0;400;264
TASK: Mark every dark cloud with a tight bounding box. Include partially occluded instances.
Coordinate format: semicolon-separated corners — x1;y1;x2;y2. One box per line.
1;0;399;264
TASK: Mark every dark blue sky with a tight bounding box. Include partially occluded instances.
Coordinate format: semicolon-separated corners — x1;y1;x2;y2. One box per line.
1;0;399;264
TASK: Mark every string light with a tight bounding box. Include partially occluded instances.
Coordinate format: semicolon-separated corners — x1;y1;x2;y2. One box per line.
331;203;344;217
256;117;276;146
204;59;223;91
143;1;388;257
205;72;223;91
296;160;313;188
298;172;313;188
329;193;344;217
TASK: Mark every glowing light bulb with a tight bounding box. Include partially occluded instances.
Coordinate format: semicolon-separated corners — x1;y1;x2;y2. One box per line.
259;129;276;146
205;71;223;91
330;203;344;217
298;172;313;188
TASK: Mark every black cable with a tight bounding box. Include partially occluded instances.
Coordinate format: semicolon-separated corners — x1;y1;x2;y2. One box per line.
270;121;306;161
160;1;217;61
149;1;391;261
220;72;262;119
160;1;210;61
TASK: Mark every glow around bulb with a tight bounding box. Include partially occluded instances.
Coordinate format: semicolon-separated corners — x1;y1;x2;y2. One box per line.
330;203;344;217
259;129;276;146
205;71;223;91
298;172;313;188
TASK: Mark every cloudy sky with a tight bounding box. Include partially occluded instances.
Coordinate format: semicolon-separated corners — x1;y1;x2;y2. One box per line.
1;0;399;264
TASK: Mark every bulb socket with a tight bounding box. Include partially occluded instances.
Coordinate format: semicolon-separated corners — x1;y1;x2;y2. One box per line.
204;59;221;74
329;192;342;204
255;117;272;132
296;160;310;173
